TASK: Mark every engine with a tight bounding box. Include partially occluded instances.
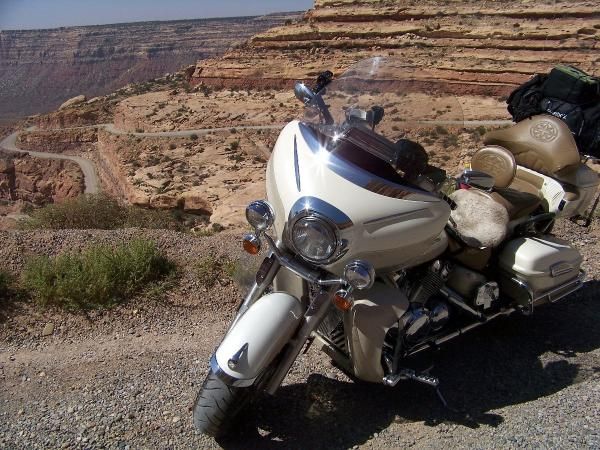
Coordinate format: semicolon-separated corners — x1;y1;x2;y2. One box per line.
382;259;501;372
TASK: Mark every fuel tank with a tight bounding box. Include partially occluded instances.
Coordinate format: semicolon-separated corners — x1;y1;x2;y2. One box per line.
267;121;451;274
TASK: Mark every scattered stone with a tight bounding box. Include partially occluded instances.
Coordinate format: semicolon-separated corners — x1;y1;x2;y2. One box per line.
42;323;55;337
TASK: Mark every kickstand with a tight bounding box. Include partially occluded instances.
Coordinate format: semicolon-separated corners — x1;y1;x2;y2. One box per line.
436;385;457;413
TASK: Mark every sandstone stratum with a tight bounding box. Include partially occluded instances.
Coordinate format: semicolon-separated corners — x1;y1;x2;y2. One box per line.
193;0;599;96
1;0;598;231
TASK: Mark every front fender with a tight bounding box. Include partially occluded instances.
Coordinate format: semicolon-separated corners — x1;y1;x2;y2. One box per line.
215;292;304;385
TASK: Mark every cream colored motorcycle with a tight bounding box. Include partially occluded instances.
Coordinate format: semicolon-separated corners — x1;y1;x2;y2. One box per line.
193;57;598;438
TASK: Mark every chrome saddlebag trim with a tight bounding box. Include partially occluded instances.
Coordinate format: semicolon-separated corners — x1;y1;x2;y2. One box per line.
210;354;256;388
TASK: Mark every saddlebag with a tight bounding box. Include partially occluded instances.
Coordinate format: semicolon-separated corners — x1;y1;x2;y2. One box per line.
497;235;583;307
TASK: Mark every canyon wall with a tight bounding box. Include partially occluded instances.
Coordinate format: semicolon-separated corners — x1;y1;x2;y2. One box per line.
0;13;300;120
0;155;84;204
192;0;599;97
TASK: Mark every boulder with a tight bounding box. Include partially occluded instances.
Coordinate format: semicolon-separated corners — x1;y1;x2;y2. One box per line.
129;192;150;207
149;193;178;209
59;95;87;110
0;158;15;174
180;192;213;215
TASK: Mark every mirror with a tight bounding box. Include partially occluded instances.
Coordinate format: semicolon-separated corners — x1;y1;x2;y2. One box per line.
294;82;314;105
458;169;495;191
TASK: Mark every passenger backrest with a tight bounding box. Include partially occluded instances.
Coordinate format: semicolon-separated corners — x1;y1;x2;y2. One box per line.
483;115;581;176
471;145;516;188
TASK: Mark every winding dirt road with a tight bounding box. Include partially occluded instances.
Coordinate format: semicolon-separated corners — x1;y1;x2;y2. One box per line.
0;130;100;194
0;124;285;196
0;119;513;198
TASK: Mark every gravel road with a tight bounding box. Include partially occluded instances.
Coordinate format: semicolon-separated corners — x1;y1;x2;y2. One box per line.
0;222;598;449
0;132;99;195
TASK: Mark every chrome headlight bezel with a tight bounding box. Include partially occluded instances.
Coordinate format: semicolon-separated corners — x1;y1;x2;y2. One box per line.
287;210;345;265
285;196;353;266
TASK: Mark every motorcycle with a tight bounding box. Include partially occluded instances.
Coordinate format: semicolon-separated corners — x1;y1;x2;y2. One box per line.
192;57;598;438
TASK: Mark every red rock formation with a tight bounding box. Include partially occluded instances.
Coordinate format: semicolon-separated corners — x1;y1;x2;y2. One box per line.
0;155;85;204
191;0;599;97
17;129;98;153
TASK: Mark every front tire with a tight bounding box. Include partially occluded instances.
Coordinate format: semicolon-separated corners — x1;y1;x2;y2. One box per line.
193;369;255;438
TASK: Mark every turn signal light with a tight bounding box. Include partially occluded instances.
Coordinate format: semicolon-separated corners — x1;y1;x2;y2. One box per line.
242;233;261;255
333;290;353;311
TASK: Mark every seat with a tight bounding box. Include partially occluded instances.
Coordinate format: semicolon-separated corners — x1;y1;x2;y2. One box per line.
449;188;509;248
490;188;541;220
471;145;542;220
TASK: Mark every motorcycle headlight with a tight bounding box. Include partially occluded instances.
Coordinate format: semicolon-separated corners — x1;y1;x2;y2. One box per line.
291;216;338;263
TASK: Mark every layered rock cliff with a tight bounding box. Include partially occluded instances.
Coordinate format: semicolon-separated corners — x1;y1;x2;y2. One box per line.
0;13;300;120
192;0;599;96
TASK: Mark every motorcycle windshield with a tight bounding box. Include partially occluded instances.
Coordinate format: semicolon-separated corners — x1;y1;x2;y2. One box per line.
301;57;464;178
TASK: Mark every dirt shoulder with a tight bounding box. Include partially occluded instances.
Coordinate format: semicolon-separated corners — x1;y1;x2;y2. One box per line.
0;223;598;449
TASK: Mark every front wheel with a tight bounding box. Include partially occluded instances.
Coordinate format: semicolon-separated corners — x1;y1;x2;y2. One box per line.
193;369;256;438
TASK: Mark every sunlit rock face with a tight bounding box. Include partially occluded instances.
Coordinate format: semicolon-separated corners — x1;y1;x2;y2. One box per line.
192;0;599;97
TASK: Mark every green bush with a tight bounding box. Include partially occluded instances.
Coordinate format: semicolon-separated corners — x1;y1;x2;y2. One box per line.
20;194;179;230
194;255;237;288
22;240;175;310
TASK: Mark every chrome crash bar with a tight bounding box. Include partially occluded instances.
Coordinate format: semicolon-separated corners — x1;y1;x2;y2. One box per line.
511;269;586;315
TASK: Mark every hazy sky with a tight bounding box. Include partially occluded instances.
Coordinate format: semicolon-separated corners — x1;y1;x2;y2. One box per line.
0;0;313;30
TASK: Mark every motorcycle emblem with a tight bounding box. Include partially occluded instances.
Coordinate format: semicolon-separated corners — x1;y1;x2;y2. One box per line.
530;120;559;142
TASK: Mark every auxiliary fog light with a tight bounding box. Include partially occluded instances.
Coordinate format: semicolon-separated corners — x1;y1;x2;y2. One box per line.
246;200;275;232
242;233;261;255
344;260;375;290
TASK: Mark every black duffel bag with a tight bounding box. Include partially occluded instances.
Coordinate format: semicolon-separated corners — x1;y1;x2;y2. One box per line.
542;65;600;106
507;65;600;157
579;103;600;158
540;98;585;135
541;98;600;157
507;73;546;122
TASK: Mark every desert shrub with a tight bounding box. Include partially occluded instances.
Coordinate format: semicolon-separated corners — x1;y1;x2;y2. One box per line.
123;206;179;230
190;134;198;140
230;140;240;150
20;194;179;230
194;254;260;291
22;240;175;309
434;125;449;136
443;135;459;148
194;255;237;288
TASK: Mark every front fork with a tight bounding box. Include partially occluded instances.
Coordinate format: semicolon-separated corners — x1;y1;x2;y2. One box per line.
229;252;336;395
229;253;281;330
264;288;333;394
